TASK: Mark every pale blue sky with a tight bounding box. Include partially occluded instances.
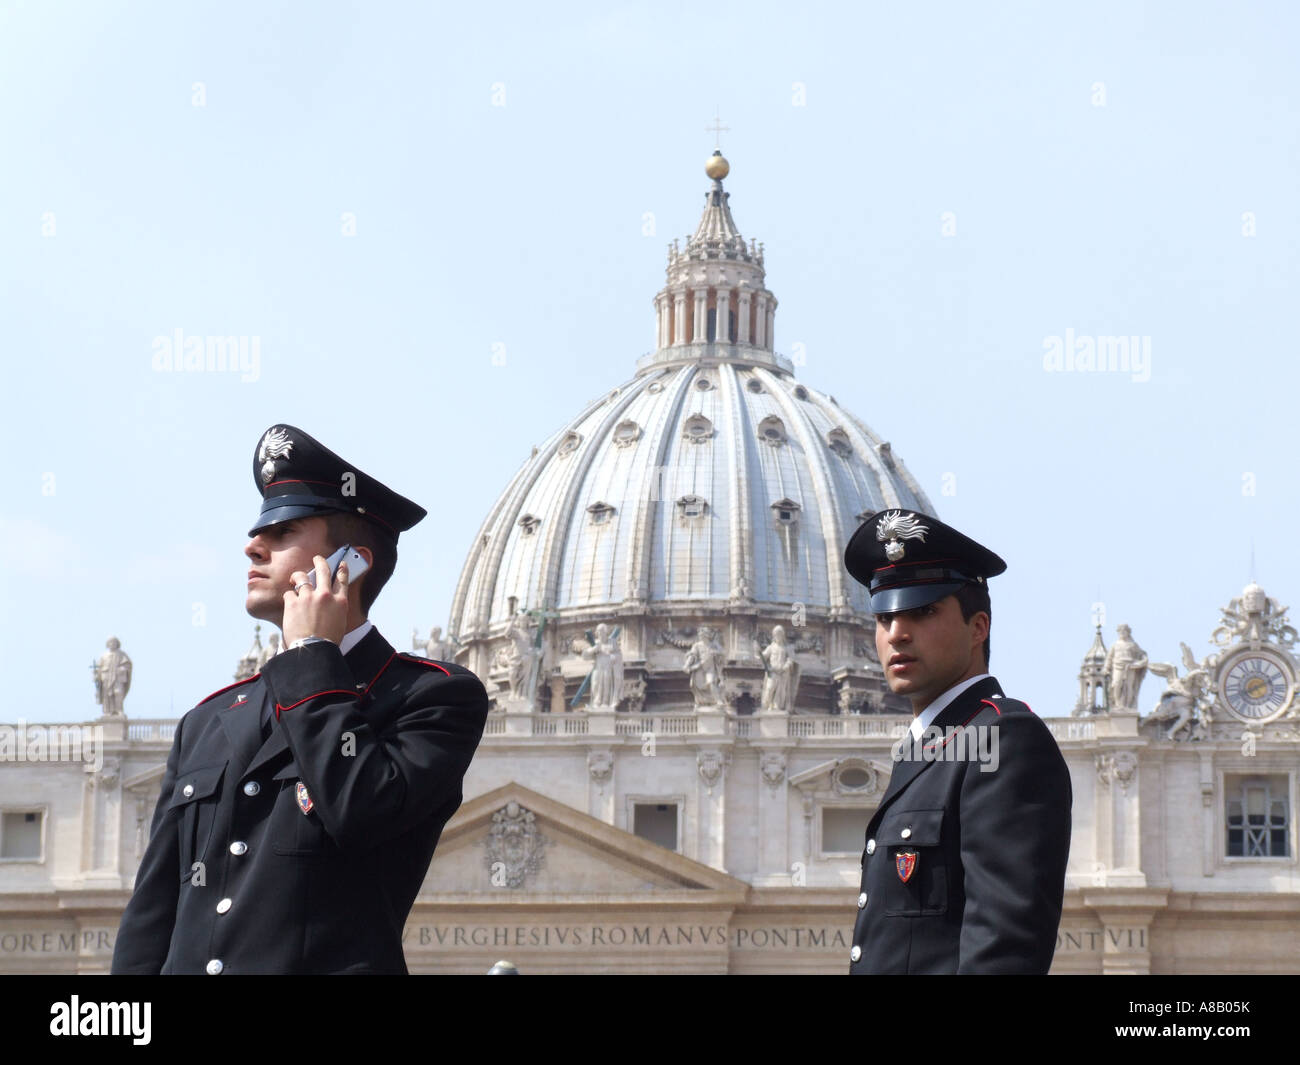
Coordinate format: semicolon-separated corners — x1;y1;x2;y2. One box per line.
2;1;1296;722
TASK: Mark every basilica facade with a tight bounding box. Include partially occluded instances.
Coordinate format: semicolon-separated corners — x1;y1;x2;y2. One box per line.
2;155;1296;974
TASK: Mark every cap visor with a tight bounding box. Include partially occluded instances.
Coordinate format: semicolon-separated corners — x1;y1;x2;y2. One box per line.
248;503;338;537
870;581;965;614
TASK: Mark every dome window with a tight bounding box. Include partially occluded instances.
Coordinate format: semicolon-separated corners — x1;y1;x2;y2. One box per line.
695;376;714;391
746;379;764;394
517;514;540;536
558;431;582;457
772;498;801;526
676;494;709;521
682;413;714;444
793;385;809;400
613;419;642;448
647;381;664;394
757;415;788;448
827;428;853;458
587;502;615;525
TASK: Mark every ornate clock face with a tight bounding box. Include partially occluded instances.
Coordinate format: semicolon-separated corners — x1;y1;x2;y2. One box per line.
1220;652;1294;723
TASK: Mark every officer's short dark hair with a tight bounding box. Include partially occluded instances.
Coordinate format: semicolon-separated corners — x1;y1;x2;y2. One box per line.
322;513;397;614
953;583;991;667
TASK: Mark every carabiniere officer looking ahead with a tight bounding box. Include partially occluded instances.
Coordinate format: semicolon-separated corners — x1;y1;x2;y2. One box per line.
842;509;1072;974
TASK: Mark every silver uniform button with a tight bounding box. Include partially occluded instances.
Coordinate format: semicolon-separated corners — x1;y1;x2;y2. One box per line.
243;781;260;796
206;959;224;975
865;839;876;855
901;827;912;840
182;784;194;798
857;892;867;909
216;898;232;914
850;945;861;963
229;841;248;856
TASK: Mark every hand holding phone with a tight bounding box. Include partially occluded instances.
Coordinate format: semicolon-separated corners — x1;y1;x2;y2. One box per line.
306;544;371;588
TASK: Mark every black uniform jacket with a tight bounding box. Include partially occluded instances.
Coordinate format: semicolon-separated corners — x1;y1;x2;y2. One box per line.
850;676;1072;974
111;627;488;974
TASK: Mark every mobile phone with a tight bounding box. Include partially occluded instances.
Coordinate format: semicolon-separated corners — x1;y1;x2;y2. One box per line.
306;544;371;588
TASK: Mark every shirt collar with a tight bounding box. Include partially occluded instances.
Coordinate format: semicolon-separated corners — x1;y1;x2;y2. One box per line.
276;619;374;658
339;620;374;656
909;673;991;740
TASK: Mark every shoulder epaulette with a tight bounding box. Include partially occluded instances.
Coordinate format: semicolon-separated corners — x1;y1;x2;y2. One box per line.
981;696;1034;716
395;653;453;676
197;674;260;706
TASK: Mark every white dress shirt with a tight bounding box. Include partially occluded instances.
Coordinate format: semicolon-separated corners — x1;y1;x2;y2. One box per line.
338;620;374;656
278;619;374;657
908;673;992;741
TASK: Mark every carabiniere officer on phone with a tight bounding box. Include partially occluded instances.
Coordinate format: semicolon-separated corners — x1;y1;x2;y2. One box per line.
112;424;488;975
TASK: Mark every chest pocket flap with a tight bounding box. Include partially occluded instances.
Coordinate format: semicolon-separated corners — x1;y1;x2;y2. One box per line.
877;807;943;847
168;762;226;808
169;762;227;881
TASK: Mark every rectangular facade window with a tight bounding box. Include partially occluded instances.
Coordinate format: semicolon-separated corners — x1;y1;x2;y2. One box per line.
1226;775;1289;857
822;807;870;855
633;803;678;852
0;810;43;860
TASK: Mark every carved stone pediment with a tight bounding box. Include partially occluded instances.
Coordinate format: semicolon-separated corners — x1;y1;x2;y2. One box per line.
427;784;749;899
789;757;890;799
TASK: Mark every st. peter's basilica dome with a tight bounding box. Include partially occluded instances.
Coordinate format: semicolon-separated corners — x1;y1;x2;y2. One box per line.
447;152;933;716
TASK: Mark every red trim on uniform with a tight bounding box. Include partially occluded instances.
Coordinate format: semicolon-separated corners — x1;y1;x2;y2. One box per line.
873;576;964;590
872;557;962;575
396;653;452;676
201;674;259;705
275;689;358;718
264;478;340;489
922;697;1001;752
272;652;449;719
362;651;400;694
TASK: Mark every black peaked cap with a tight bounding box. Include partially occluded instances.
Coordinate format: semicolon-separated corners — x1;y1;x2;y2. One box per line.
844;508;1006;613
249;424;426;539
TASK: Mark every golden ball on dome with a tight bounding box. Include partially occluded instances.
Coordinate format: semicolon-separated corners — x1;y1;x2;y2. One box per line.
705;151;730;180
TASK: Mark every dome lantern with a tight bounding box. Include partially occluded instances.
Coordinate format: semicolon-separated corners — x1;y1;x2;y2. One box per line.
644;153;785;376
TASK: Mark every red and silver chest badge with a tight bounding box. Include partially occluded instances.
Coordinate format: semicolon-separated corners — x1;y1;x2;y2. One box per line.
896;850;918;883
296;781;313;815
